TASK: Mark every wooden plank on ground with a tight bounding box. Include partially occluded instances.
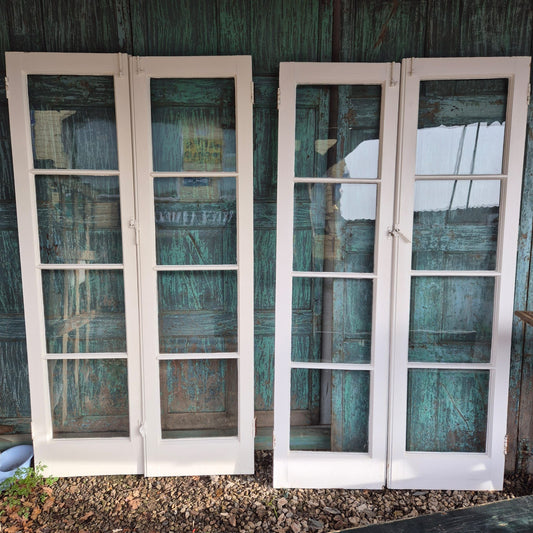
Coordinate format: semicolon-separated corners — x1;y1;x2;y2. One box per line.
340;495;533;533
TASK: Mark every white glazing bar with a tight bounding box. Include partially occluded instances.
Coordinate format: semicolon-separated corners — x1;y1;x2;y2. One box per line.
413;174;507;181
293;177;381;185
410;270;500;277
45;353;129;360
30;169;120;176
154;264;238;271
292;271;376;279
157;352;239;360
151;171;238;178
291;362;373;371
38;264;124;270
406;362;493;370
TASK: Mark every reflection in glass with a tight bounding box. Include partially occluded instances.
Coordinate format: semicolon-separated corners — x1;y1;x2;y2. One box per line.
158;271;237;353
290;369;369;451
409;277;494;363
48;359;129;438
160;359;237;439
28;75;118;170
416;79;507;175
151;79;236;172
42;270;126;353
292;277;372;363
412;180;500;270
406;369;489;452
154;177;236;265
295;85;381;178
36;175;122;264
293;183;376;273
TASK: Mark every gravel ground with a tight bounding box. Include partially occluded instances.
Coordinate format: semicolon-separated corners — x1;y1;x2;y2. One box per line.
2;451;533;532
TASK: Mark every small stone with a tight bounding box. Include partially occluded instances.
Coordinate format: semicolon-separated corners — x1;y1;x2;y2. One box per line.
308;518;324;530
291;521;302;533
324;506;340;515
278;497;288;509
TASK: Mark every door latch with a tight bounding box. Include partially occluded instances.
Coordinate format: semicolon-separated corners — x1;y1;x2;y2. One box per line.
387;225;411;243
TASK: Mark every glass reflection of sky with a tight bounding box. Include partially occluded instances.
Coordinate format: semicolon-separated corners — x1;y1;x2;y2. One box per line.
336;122;503;220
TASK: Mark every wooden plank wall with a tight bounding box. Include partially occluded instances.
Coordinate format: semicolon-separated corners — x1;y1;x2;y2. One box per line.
0;0;532;473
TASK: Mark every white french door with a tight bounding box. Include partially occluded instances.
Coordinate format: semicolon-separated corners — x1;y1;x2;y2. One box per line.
274;57;530;489
6;53;254;477
131;56;254;476
273;62;401;488
7;52;142;475
388;57;530;489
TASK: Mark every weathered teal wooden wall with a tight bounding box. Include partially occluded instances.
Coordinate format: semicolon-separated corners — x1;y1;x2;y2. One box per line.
1;0;533;472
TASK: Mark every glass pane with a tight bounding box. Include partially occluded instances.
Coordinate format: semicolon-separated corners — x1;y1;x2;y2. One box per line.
292;278;372;363
36;175;122;264
406;369;489;452
28;75;118;170
42;270;126;353
295;85;381;178
154;177;236;265
416;79;507;175
160;359;237;439
151;79;236;172
294;183;376;273
412;180;500;270
290;369;369;452
158;271;237;353
409;277;494;363
48;359;129;438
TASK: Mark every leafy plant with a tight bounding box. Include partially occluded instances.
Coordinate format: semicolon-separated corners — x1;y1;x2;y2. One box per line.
0;463;57;526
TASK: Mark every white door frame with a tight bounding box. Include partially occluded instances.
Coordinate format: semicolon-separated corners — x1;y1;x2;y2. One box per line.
6;52;143;476
388;56;531;490
273;62;400;488
130;56;255;476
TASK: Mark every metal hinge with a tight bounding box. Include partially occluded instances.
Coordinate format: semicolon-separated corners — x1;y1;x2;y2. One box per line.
251;81;255;105
118;52;125;78
504;434;509;455
253;416;257;438
389;63;398;87
277;87;281;110
135;56;144;75
4;76;9;99
528;83;531;106
139;421;146;438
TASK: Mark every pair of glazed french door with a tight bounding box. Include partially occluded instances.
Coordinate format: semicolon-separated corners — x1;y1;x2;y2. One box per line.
273;57;530;489
7;52;254;477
